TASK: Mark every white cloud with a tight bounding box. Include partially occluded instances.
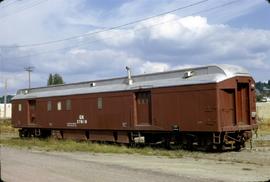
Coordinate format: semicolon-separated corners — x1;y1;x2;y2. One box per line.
97;29;135;46
0;72;28;94
139;61;170;74
0;0;269;95
174;64;202;70
69;48;87;55
146;15;210;40
94;14;270;81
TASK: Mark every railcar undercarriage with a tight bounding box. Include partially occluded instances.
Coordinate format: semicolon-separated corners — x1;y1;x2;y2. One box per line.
18;128;254;151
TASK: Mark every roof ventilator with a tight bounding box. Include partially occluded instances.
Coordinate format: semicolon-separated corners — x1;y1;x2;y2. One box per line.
183;70;195;79
23;89;29;95
90;82;96;87
126;66;133;85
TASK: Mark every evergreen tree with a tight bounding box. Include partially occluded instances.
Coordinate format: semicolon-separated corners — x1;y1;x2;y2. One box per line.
53;73;64;85
47;73;64;86
47;73;53;86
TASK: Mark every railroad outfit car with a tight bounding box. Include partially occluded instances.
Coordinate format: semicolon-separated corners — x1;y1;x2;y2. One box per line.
12;65;257;150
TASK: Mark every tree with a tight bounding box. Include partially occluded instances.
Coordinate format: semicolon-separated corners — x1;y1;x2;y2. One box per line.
256;94;264;102
53;73;64;85
47;73;64;86
47;73;53;86
256;81;263;91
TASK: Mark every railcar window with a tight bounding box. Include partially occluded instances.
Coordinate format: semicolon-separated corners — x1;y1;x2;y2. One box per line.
47;101;52;111
66;99;71;110
57;101;62;111
139;93;145;104
29;100;36;110
97;97;103;109
18;104;22;111
137;92;149;104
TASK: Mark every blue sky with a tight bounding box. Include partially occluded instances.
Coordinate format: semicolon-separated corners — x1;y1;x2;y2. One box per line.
0;0;270;95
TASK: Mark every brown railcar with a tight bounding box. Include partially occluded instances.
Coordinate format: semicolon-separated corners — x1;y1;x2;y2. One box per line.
11;65;257;150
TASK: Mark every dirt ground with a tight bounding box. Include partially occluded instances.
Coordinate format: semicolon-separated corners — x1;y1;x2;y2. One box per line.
1;103;270;182
1;145;270;182
256;102;270;120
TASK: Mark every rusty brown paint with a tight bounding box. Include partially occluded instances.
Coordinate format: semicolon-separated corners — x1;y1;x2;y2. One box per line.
11;76;257;135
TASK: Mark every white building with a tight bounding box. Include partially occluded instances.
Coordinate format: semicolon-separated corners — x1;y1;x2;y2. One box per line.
0;103;12;119
261;97;270;102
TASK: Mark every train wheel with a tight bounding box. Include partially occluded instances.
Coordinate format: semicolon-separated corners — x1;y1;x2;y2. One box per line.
20;129;29;138
128;141;136;148
19;129;23;138
234;143;241;152
166;141;181;150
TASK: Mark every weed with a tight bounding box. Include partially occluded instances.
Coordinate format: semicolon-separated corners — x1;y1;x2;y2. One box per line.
0;120;17;134
0;137;185;158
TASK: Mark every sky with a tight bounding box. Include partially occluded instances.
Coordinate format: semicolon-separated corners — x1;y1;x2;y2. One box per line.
0;0;270;95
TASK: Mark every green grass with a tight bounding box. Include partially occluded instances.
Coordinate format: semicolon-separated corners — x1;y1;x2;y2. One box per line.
0;120;189;158
257;118;270;135
0;119;17;133
1;116;269;159
0;137;186;158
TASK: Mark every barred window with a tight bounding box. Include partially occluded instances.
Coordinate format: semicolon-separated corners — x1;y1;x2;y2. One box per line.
47;101;52;111
97;97;103;109
66;99;71;110
136;92;149;104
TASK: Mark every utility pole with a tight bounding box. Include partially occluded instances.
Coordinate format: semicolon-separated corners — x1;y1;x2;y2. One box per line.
24;66;34;89
3;79;7;120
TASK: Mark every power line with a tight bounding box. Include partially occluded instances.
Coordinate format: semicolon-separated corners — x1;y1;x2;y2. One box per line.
0;0;21;9
0;0;48;20
10;0;209;48
5;0;240;60
24;66;34;88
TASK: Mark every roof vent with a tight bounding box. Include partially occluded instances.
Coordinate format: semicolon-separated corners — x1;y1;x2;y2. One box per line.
126;66;133;85
90;82;96;87
183;71;194;79
23;89;29;94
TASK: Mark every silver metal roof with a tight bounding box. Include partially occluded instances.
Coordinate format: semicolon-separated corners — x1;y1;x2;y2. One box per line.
13;64;250;100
